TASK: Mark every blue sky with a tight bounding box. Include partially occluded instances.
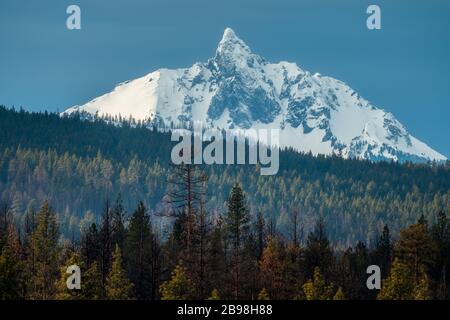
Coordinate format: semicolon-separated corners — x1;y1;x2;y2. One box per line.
0;0;449;157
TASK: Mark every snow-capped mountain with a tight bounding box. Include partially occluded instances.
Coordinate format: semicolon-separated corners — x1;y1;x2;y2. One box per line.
62;28;446;162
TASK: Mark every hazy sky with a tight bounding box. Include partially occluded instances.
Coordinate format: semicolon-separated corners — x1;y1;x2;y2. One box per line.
0;0;449;157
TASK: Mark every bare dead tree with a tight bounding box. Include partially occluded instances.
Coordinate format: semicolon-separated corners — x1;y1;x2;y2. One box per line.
166;164;208;256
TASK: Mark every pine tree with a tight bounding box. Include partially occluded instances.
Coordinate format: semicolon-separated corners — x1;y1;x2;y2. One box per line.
378;257;431;300
160;263;194;300
206;216;226;297
304;218;334;279
224;183;250;299
124;201;154;299
338;241;371;300
164;212;186;280
302;267;335;300
378;258;415;300
111;194;126;252
372;225;392;279
241;232;259;299
396;222;434;283
282;243;303;300
80;222;100;268
0;226;24;299
29;201;59;299
106;245;134;300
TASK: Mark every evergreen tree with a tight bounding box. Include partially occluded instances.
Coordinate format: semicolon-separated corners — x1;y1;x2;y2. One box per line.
396;222;434;283
106;245;134;300
224;183;250;299
302;267;335;300
339;241;371;300
372;225;392;279
377;258;432;300
303;267;334;300
160;264;194;300
111;194;126;252
124;201;154;299
241;232;259;299
80;223;100;268
0;226;24;299
304;218;334;279
29;202;59;299
206;217;226;297
378;258;416;300
282;243;303;300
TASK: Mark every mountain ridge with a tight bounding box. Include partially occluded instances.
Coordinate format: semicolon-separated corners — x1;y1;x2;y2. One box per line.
62;28;446;163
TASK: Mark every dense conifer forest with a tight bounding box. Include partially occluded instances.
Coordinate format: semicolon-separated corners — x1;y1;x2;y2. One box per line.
0;106;448;300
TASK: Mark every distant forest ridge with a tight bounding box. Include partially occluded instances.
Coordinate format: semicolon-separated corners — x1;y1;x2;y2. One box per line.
0;106;448;247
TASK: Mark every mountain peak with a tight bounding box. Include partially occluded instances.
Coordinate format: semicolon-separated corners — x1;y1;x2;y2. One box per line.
213;28;262;74
216;27;251;57
222;27;238;41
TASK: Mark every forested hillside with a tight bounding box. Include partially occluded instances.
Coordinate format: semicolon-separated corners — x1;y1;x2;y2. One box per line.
0;106;449;300
0;106;448;246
